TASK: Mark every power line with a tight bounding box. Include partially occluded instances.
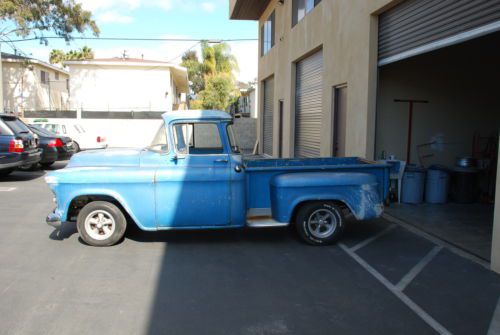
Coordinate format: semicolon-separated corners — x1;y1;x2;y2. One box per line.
8;36;258;43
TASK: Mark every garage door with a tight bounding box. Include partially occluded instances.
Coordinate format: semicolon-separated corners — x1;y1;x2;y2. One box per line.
263;77;274;156
379;0;500;66
295;51;323;158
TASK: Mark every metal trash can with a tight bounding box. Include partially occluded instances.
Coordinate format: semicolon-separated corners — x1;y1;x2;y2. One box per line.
425;166;450;204
402;165;426;204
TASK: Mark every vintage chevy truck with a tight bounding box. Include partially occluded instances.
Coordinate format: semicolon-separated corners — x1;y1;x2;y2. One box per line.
45;110;389;247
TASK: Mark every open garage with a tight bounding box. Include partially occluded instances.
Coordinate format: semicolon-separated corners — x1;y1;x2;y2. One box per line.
375;1;500;261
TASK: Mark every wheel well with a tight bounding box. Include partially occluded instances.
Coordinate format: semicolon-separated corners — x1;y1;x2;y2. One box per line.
291;200;351;222
67;195;132;223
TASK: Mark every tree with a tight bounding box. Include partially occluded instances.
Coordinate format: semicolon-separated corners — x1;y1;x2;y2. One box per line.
0;0;99;40
182;42;240;111
49;46;94;65
181;50;205;95
199;73;239;111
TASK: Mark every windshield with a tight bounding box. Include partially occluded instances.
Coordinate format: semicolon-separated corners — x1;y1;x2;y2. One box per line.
29;125;57;137
149;123;168;152
227;124;241;154
3;117;31;134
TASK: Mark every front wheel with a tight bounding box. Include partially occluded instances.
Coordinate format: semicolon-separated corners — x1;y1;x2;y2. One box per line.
295;202;344;246
77;201;127;247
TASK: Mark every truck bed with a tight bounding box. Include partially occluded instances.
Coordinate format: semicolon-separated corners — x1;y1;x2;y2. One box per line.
243;157;390;210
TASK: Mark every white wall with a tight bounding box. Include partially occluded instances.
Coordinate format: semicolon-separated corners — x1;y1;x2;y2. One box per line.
376;33;500;167
2;62;69;113
27;117;162;148
68;65;173;112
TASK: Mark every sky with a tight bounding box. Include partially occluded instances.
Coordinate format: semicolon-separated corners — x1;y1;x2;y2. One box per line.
3;0;258;83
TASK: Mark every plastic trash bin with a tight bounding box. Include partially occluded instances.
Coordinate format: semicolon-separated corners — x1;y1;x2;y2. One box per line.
425;166;450;204
401;166;426;204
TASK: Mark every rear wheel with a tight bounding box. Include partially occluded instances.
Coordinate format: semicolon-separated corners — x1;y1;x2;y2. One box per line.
295;202;344;245
73;141;80;152
77;201;127;247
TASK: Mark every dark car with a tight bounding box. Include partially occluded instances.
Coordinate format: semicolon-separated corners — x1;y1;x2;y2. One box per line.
0;114;42;176
26;124;75;168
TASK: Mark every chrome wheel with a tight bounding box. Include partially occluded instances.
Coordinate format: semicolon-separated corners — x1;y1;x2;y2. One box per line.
84;210;116;241
307;209;337;239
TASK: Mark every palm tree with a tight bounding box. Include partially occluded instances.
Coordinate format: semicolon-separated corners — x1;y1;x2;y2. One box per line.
49;49;66;65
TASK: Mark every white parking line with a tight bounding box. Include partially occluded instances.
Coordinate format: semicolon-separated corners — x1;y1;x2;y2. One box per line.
339;243;452;335
0;187;16;192
349;224;397;252
395;246;443;291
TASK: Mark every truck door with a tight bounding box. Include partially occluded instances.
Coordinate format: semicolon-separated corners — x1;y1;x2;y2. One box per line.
155;122;231;228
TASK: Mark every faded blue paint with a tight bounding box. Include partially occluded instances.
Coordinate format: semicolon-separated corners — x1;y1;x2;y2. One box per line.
270;172;383;222
45;110;390;232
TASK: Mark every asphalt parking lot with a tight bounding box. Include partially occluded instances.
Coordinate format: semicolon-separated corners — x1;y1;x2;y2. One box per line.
1;163;500;335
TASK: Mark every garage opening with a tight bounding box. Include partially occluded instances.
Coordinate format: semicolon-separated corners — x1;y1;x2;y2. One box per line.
376;29;499;261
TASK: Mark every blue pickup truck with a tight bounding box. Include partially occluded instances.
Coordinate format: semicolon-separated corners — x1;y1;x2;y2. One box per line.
45;110;389;247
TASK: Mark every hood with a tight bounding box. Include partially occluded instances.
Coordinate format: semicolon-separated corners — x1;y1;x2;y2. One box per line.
66;148;143;168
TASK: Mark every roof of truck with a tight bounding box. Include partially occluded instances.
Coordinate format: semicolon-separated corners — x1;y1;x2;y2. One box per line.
162;110;233;123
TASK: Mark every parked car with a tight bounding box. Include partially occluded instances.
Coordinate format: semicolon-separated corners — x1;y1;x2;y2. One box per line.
22;124;75;169
36;121;107;152
0;114;42;176
45;110;390;247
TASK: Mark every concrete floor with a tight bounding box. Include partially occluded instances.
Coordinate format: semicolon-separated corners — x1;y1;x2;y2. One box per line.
386;203;494;261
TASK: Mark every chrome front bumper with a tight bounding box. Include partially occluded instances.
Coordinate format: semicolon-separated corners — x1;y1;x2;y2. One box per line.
46;212;62;229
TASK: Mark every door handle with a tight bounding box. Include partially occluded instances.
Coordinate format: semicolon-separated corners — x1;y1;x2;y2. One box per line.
214;158;229;163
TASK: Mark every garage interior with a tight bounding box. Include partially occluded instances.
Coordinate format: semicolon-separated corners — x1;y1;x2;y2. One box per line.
375;29;499;261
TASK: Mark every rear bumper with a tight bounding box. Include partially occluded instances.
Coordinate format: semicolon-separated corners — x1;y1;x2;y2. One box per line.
1;150;41;169
46;211;62;229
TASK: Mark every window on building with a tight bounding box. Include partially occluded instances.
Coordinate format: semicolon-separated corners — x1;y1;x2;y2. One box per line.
55;72;59;80
261;11;275;56
292;0;321;27
40;70;49;84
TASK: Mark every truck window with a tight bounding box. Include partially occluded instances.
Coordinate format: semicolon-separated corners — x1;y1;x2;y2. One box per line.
172;123;223;155
149;123;169;153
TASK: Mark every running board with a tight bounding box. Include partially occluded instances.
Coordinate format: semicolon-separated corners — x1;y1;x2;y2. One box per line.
246;216;289;228
246;209;289;228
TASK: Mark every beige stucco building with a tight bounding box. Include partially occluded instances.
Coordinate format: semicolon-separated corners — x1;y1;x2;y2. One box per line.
1;52;70;114
230;0;500;271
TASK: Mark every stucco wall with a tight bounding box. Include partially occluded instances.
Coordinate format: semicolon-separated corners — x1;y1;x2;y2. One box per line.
67;65;173;112
2;62;69;113
255;0;396;158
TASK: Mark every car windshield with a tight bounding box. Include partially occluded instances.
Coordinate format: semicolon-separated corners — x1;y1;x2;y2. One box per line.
42;124;60;135
29;125;57;137
149;123;168;152
227;124;241;153
3;117;31;134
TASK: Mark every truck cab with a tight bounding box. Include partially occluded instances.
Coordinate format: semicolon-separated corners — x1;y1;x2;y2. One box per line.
46;110;389;247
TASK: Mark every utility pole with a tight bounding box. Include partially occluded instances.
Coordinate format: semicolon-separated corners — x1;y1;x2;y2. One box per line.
394;99;429;164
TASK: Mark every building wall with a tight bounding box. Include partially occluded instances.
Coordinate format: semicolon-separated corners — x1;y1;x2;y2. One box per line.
67;65;173;112
255;0;396;158
2;62;69;113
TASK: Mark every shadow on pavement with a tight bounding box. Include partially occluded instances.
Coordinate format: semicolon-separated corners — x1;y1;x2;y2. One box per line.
49;221;78;241
0;171;46;182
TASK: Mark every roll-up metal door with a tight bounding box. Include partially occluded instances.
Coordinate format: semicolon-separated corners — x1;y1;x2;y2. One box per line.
379;0;500;65
295;51;323;158
263;77;274;156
